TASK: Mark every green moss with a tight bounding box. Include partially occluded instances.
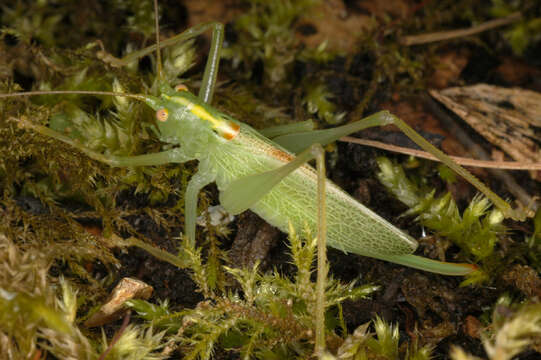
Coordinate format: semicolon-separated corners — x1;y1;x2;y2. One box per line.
491;0;541;55
222;0;319;84
126;227;379;359
303;82;345;125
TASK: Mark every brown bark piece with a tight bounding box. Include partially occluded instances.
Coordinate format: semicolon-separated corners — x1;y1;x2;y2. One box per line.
229;211;280;270
430;84;541;179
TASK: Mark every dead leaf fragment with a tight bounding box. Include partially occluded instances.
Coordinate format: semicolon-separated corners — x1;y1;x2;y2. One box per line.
464;315;482;339
85;277;153;327
430;84;541;179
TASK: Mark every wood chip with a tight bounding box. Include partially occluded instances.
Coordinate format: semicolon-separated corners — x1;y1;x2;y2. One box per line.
85;278;153;327
430;84;541;179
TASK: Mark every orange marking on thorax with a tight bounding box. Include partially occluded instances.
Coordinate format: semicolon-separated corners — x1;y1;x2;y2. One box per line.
222;122;240;140
268;147;295;163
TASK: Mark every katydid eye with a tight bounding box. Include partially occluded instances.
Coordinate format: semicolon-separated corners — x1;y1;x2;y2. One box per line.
156;108;169;122
175;84;188;92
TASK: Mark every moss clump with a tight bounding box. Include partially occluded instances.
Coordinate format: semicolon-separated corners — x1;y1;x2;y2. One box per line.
126;227;380;359
376;157;519;285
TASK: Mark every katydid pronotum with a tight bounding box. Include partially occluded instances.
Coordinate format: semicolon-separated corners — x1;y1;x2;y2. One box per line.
0;2;525;277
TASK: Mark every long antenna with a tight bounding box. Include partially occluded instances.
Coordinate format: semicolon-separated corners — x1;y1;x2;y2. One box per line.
154;0;163;79
0;90;146;101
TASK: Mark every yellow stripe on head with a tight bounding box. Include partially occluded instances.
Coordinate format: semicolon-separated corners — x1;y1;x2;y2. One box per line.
164;95;239;140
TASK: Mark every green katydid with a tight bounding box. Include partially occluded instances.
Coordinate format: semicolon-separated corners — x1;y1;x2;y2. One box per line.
0;1;525;277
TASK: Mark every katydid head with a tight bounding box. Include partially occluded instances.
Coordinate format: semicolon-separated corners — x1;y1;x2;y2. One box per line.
141;83;240;147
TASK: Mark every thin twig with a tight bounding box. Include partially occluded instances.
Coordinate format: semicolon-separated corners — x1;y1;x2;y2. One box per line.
339;137;541;171
400;12;522;46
